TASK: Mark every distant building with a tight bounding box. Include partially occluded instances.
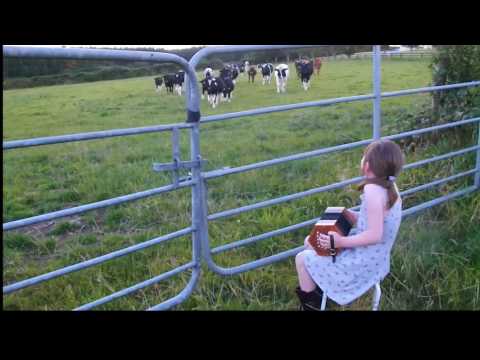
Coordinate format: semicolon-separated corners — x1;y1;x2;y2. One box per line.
352;45;434;58
389;45;433;52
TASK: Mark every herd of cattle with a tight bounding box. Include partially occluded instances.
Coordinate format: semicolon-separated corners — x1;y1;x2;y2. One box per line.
154;58;323;109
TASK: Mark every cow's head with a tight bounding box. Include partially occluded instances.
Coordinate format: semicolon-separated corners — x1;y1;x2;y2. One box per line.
220;67;232;79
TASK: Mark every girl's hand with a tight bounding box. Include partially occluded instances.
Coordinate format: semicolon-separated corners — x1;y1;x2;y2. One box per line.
317;232;343;249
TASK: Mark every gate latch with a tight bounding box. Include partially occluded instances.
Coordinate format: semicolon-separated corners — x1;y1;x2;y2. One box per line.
152;156;207;186
152;127;206;186
152;158;206;173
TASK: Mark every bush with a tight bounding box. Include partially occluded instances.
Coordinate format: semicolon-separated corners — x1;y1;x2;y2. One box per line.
431;45;480;122
3;64;161;90
3;77;34;89
205;58;225;70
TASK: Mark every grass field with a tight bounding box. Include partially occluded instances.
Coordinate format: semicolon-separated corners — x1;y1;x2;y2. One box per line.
3;58;480;310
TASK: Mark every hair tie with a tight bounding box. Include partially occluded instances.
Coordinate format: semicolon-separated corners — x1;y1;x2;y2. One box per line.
388;176;396;182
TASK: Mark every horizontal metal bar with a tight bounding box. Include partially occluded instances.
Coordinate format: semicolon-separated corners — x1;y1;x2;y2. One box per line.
203;121;478;182
198;82;479;126
206;185;478;275
385;117;480;142
207;145;479;222
208;245;305;276
200;94;376;124
3;46;201;124
3;46;190;64
153;159;206;172
204;139;372;180
3;227;194;295
404;145;480;171
3;180;195;232
74;262;197;311
208;176;364;221
402;186;477;217
189;45;323;69
382;81;480;98
211;170;477;255
148;267;200;311
3;123;193;150
212;207;361;255
4;85;477;151
400;169;477;197
211;219;319;255
206;183;477;275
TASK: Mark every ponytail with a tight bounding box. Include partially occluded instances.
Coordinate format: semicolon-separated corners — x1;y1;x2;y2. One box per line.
358;177;398;209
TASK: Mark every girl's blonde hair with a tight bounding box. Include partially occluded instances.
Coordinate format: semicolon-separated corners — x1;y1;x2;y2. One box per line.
358;139;405;209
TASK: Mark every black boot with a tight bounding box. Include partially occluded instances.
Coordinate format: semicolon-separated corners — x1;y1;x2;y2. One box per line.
295;286;324;311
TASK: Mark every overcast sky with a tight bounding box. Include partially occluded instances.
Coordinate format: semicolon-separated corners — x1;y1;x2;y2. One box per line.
8;45;206;50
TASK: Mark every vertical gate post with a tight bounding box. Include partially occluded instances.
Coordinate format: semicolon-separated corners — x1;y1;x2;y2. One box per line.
475;122;480;188
186;69;206;272
190;122;210;263
372;45;382;140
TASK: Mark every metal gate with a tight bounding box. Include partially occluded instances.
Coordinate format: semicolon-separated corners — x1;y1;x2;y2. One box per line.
3;45;480;310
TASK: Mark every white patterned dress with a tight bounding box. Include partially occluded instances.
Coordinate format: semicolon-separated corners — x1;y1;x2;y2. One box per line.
303;193;402;305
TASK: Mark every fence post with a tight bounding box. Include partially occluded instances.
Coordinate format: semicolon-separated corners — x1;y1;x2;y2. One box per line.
186;68;204;281
189;124;211;274
372;45;382;140
475;122;480;188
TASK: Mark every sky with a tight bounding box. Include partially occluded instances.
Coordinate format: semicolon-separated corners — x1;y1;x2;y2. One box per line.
8;45;205;50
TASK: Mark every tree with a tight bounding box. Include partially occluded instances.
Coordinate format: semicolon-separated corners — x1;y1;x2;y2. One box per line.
431;45;480;122
343;46;357;58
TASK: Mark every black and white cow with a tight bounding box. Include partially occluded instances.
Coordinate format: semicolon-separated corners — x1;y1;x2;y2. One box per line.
174;71;185;96
204;67;214;79
154;77;164;92
220;74;235;103
206;77;222;108
205;78;227;108
259;63;274;85
238;63;245;75
294;60;302;80
231;65;239;82
205;71;235;108
299;60;314;91
163;71;185;96
274;64;289;93
200;78;209;100
163;74;176;94
222;65;239;84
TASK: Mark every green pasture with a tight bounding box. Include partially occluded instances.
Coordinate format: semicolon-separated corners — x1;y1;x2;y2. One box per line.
3;58;479;310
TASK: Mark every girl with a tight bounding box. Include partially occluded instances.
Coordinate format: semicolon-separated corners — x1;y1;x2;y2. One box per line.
295;139;405;310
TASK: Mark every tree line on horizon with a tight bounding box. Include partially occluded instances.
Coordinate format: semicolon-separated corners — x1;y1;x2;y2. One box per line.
5;45;445;90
